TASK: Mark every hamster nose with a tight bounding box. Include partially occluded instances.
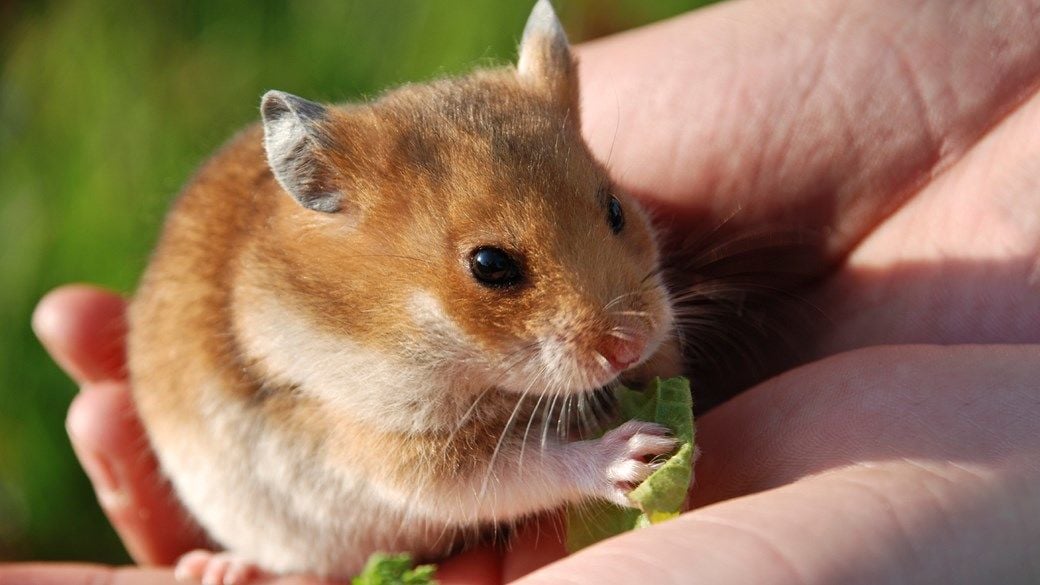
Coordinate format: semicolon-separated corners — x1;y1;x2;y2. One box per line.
596;334;648;372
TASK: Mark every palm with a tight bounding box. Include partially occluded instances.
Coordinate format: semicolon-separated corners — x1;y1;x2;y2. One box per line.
518;0;1040;581
14;0;1040;583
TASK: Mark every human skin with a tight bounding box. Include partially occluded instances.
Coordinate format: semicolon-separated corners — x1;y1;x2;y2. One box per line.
7;0;1040;582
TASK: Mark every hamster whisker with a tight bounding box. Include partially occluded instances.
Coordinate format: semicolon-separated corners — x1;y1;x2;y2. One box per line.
672;312;761;370
675;231;817;282
611;309;653;319
447;341;539;441
640;265;668;286
611;310;657;330
682;280;828;320
605;91;620;169
444;384;496;445
666;324;690;362
561;394;574;440
517;385;549;472
470;341;543;401
670;278;803;303
534;388;553;454
602;290;643;312
540;389;563;452
671;280;824;347
593;384;619;432
478;351;555;511
576;392;591;439
557;388;572;442
606;328;637;343
479;387;532;503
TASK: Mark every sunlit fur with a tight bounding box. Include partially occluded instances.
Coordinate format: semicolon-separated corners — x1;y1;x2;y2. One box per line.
128;1;679;578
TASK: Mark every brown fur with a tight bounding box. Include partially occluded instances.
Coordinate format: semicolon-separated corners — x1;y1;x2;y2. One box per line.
133;68;669;483
129;3;679;577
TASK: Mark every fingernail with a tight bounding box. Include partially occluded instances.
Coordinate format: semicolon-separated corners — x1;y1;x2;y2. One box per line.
82;451;131;509
66;412;130;509
94;456;129;506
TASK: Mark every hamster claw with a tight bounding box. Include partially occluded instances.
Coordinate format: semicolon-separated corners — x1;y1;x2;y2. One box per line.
596;420;679;506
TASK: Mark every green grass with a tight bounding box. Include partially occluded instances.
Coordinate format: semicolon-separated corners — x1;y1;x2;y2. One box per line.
0;0;717;563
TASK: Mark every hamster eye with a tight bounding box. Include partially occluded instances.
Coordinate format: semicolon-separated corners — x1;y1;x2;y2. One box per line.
607;196;625;234
469;247;523;288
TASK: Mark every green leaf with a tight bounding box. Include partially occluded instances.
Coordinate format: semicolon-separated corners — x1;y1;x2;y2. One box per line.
352;553;438;585
565;499;643;552
566;377;696;552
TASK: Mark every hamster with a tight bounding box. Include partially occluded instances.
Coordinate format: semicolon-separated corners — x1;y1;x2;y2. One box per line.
128;1;683;581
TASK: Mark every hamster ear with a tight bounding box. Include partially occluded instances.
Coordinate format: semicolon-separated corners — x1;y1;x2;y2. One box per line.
260;90;343;213
517;0;577;110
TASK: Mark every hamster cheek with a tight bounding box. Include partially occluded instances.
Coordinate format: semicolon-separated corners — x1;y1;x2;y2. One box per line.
405;290;483;371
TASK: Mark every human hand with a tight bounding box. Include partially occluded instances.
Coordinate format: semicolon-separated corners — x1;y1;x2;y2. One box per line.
533;0;1040;581
16;295;1040;585
16;285;507;585
9;0;1040;582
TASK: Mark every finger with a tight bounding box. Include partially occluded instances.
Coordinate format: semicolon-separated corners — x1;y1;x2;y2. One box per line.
63;379;501;575
0;557;503;585
517;461;1039;584
0;564;335;585
516;345;1040;584
66;381;207;565
500;514;567;582
34;284;207;563
0;564;178;585
32;285;128;384
436;546;502;585
577;0;1040;265
810;88;1040;353
689;344;1040;507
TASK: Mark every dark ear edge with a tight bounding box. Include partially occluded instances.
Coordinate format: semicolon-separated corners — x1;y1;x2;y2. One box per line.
260;90;342;213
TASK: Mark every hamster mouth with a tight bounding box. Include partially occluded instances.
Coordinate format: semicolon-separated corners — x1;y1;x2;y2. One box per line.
514;332;662;397
490;301;674;397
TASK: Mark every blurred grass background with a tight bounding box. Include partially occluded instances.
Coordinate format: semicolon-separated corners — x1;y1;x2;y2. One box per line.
0;0;718;563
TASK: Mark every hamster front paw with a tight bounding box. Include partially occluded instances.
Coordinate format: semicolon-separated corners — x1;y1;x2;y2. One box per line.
586;420;678;507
